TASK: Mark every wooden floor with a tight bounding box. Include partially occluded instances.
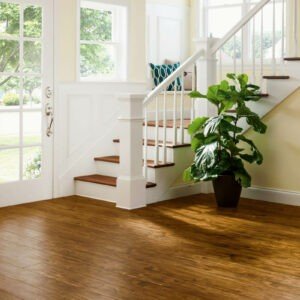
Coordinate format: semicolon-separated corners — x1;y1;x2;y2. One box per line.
0;195;299;300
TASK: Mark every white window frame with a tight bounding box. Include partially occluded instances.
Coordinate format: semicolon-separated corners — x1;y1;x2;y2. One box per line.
77;0;128;82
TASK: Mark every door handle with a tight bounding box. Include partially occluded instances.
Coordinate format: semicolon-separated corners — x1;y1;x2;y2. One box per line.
45;103;54;137
47;117;54;137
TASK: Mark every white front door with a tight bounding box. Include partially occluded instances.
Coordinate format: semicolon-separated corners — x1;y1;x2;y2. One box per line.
0;0;54;205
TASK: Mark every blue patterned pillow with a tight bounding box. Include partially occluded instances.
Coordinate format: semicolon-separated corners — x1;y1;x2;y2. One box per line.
149;62;182;91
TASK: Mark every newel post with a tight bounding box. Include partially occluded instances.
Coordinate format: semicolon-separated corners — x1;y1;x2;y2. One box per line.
116;94;147;210
195;37;220;117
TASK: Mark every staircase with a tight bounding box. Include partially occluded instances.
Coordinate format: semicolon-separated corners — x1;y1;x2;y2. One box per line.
74;118;194;204
73;0;300;209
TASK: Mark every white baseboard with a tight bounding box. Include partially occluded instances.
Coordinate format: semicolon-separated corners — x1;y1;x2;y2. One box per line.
160;182;205;202
242;186;300;206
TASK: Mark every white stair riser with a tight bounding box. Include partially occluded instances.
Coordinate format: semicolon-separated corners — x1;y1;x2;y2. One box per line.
114;144;174;162
146;126;191;144
145;146;174;162
75;181;117;203
95;161;120;177
94;160;168;183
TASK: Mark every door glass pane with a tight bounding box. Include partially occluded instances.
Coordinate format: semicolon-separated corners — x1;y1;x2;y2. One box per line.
0;40;19;72
0;112;19;146
24;77;41;108
24;5;42;38
0;76;20;108
23;146;41;180
0;148;19;183
24;41;41;73
23;112;41;145
0;2;20;37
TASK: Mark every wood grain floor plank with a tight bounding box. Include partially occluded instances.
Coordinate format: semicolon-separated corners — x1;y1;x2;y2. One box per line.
0;195;299;299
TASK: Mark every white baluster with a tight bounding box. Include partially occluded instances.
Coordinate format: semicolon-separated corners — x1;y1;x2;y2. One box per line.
233;35;237;73
272;0;276;75
144;107;148;180
180;73;185;145
241;28;245;73
162;90;167;164
155;96;159;165
173;83;177;145
191;64;196;121
252;17;256;84
294;0;298;56
260;9;264;82
281;0;285;73
219;50;222;80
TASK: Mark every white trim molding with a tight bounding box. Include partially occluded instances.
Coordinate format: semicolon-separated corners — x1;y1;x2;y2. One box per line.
242;186;300;207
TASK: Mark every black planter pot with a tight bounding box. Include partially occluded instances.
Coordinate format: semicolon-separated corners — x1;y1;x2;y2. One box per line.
213;175;242;208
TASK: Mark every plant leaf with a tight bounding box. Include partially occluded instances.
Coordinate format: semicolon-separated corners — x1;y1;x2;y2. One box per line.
236;104;267;134
188;117;209;135
237;135;263;165
189;91;207;98
183;167;193;182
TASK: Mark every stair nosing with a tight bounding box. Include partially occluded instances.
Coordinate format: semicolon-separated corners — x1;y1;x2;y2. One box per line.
113;139;191;149
94;155;175;168
74;174;156;189
284;57;300;61
262;75;290;79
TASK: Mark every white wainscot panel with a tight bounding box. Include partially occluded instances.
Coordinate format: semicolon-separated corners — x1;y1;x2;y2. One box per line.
54;82;146;198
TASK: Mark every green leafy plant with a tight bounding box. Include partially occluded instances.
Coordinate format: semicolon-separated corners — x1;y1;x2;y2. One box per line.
183;73;267;188
2;93;19;106
24;152;41;180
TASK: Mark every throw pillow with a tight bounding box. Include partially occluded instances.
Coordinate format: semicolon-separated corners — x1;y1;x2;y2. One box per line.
149;62;182;91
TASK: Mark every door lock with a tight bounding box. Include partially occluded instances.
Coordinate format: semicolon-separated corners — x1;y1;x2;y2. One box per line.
45;86;52;99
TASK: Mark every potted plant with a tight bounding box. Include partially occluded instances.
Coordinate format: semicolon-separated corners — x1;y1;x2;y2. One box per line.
183;73;267;208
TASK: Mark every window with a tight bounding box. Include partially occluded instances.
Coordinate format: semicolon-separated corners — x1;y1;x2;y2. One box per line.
201;0;286;63
79;0;127;81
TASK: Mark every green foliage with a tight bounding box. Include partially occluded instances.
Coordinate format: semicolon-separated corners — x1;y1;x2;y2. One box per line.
24;152;41;180
2;93;19;106
184;73;267;188
80;7;115;77
80;8;112;41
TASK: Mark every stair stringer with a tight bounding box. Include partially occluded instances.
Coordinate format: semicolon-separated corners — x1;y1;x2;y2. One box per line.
238;73;300;131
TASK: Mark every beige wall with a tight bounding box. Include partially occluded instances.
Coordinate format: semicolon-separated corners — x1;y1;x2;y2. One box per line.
246;89;300;193
55;0;77;83
54;0;146;83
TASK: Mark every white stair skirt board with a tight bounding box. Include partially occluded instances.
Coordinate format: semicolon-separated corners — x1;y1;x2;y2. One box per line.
75;181;117;203
242;187;300;207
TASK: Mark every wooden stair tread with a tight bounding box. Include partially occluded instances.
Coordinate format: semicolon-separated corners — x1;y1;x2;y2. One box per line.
144;119;191;129
284;57;300;61
74;174;117;187
94;156;120;163
113;139;190;149
263;75;290;79
74;174;156;189
94;155;175;168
